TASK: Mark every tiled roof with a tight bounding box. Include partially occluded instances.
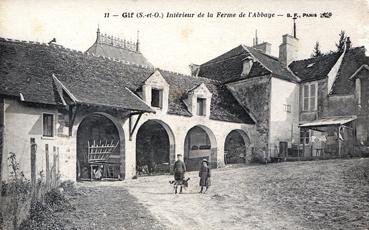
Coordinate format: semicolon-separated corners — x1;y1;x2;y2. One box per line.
289;47;367;95
330;47;367;95
0;38;254;124
198;45;299;83
0;38;154;112
289;52;342;82
158;70;254;123
86;42;153;67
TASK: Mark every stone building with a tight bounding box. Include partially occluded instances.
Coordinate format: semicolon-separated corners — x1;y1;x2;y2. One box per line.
197;31;368;159
197;34;301;159
1;27;368;183
290;40;369;157
0;32;255;182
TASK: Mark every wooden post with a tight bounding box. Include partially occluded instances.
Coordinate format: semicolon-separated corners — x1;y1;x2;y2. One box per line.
30;138;37;186
302;129;306;160
338;125;342;157
52;146;57;188
45;144;50;190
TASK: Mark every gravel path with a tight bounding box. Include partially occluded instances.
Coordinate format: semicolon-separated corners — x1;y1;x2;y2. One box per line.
57;158;369;230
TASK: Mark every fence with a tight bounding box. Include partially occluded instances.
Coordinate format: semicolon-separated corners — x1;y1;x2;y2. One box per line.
0;137;61;230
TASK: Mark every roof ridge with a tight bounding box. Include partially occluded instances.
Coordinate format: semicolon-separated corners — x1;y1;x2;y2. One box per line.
290;47;364;65
245;45;279;61
0;36;156;70
157;68;221;83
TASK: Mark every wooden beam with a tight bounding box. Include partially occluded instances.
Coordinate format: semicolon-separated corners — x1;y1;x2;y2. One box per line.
129;113;143;141
68;105;79;136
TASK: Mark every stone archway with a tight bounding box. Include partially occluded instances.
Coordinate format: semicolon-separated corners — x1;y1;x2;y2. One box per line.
224;129;251;164
136;120;175;175
76;112;125;181
184;125;217;171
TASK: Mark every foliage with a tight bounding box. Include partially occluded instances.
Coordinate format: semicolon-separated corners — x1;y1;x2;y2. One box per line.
335;30;351;51
59;180;77;196
19;188;74;230
311;41;322;58
0;153;32;229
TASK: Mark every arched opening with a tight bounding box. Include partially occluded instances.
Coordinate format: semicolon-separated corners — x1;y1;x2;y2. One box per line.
136;120;175;176
76;113;124;181
224;130;251;164
184;125;217;171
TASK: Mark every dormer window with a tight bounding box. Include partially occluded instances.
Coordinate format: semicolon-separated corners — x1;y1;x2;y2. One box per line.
184;83;212;118
241;58;253;77
142;70;169;112
151;88;163;108
196;98;206;116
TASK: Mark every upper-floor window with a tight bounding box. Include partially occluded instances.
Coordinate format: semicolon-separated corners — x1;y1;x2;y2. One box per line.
196;98;206;116
284;104;291;113
302;82;318;111
151;88;163;108
43;113;54;137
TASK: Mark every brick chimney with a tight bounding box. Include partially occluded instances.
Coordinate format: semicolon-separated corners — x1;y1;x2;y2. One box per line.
279;17;299;67
253;42;272;55
279;34;299;66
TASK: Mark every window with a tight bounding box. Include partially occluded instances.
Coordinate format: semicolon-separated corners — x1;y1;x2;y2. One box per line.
303;83;318;111
43;113;54;137
299;129;310;144
241;59;253;76
151;88;162;108
284;104;291;113
196;98;206;116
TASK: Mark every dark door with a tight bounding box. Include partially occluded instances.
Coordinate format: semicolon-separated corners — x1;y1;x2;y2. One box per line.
279;142;288;157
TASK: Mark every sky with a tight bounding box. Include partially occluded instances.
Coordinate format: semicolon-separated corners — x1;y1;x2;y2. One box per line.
1;0;369;74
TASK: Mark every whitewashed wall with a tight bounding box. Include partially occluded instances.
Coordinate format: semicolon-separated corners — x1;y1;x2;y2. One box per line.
269;78;300;156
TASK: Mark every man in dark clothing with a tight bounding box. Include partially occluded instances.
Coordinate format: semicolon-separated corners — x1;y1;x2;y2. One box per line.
173;154;186;194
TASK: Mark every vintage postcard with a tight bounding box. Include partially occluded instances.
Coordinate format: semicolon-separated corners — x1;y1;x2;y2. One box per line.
0;0;369;229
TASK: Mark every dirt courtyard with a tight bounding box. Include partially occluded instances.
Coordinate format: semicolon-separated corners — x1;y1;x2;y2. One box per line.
61;159;369;230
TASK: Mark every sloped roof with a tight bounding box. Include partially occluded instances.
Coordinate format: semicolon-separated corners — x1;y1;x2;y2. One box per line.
289;47;367;95
158;70;254;123
299;115;357;128
0;38;253;124
198;45;299;83
86;42;153;68
330;47;367;95
0;38;153;112
289;52;342;82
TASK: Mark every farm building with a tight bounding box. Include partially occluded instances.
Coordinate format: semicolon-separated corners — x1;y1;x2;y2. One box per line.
0;26;368;183
0;30;256;182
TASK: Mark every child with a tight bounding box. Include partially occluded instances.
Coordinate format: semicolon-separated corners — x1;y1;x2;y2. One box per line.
199;159;211;193
173;154;186;194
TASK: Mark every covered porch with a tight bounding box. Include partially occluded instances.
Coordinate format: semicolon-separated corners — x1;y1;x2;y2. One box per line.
291;116;357;160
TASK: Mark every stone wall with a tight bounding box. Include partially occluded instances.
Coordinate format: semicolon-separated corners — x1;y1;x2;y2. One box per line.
2;98;256;182
226;75;271;159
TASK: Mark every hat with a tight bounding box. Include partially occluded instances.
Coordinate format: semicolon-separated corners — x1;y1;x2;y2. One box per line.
202;159;208;163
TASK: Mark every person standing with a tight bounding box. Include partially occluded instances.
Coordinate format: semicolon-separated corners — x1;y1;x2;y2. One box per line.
173;154;186;194
199;159;211;193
